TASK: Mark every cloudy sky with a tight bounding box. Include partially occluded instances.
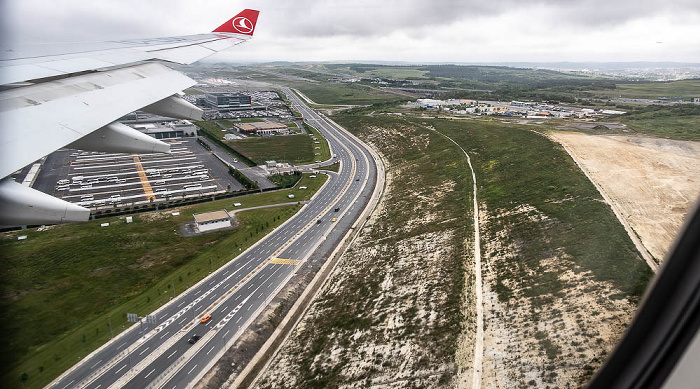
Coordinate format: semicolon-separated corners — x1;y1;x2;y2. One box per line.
3;0;700;64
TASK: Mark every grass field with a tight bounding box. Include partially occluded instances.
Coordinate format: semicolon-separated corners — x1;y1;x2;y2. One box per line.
255;112;474;387
288;82;407;105
429;119;653;299
589;79;700;99
0;174;327;389
194;121;256;166
226;135;314;165
304;124;332;164
216;119;237;127
223;121;332;166
275;110;652;386
318;162;340;172
182;88;203;95
617;105;700;140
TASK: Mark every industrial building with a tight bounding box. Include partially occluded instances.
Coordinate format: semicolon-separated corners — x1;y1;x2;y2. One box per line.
193;210;232;232
235;121;288;135
130;120;197;139
204;92;252;110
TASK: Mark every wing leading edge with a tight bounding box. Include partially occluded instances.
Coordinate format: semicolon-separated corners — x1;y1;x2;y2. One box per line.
0;9;259;226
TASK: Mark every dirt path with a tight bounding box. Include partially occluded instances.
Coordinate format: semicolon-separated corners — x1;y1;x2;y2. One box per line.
548;132;700;264
430;130;484;389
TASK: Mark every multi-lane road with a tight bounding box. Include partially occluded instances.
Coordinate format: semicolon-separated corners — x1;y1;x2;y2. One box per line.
49;87;379;389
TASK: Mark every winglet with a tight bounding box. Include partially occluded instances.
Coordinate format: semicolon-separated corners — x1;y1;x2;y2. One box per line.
213;9;259;36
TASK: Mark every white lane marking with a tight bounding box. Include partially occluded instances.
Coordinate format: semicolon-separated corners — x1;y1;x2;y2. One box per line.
236;317;242;324
187;364;198;375
223;330;230;337
90;359;102;369
115;364;127;374
207;346;215;355
145;368;156;378
167;350;178;359
138;346;150;356
62;380;75;389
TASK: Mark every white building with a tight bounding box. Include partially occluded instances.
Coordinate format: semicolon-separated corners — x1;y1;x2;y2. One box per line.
131;120;197;139
193;210;232;232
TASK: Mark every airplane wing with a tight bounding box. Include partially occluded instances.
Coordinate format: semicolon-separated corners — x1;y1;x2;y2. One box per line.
0;9;259;226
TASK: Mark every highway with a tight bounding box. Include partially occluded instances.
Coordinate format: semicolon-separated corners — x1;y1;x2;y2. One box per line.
49;87;379;389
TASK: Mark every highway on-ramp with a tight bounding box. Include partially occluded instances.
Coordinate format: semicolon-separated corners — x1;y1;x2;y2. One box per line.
49;87;379;389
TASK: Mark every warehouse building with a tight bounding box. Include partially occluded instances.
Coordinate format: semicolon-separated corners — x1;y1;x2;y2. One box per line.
130;120;197;139
235;121;288;135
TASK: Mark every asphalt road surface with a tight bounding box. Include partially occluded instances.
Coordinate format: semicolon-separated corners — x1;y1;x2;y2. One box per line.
49;87;379;389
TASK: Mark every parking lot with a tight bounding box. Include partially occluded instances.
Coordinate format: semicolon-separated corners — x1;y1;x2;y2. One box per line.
36;138;244;210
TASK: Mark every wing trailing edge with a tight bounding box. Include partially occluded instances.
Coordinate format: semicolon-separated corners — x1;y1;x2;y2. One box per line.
0;9;259;226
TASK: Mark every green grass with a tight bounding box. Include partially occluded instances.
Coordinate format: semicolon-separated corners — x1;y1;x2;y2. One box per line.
223;121;332;166
622;115;700;140
216;119;237;127
429;119;653;301
304;124;332;164
327;113;652;385
361;67;429;79
318;162;340;172
589;79;700;99
194;121;256;166
289;82;406;105
268;172;302;188
617;105;700;140
182;88;203;95
258;112;472;387
0;174;327;389
226;135;314;165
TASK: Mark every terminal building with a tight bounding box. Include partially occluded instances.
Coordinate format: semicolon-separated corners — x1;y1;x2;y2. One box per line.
204;92;252;110
193;210;232;232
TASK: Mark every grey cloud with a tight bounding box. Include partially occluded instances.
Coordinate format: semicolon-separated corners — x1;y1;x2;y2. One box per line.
256;0;700;38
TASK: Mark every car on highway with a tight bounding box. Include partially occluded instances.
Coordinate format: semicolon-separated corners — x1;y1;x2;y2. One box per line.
188;335;200;344
200;315;211;324
332;218;337;222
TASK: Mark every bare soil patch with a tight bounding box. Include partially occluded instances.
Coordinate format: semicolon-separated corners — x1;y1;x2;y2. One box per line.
548;132;700;262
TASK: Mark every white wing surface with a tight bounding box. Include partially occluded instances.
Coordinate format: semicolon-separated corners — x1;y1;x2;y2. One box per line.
0;9;260;226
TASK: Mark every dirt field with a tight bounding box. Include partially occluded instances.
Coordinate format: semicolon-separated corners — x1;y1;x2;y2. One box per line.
548;132;700;263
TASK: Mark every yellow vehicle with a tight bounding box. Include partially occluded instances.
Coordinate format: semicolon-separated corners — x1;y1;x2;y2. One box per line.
332;218;337;222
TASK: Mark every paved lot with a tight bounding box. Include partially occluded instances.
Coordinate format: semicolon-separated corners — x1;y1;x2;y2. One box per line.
33;138;244;211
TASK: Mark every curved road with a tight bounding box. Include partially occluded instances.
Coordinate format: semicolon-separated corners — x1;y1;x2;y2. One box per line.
49;87;379;389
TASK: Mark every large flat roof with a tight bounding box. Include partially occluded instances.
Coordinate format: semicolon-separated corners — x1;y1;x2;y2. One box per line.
193;210;230;223
235;121;287;131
